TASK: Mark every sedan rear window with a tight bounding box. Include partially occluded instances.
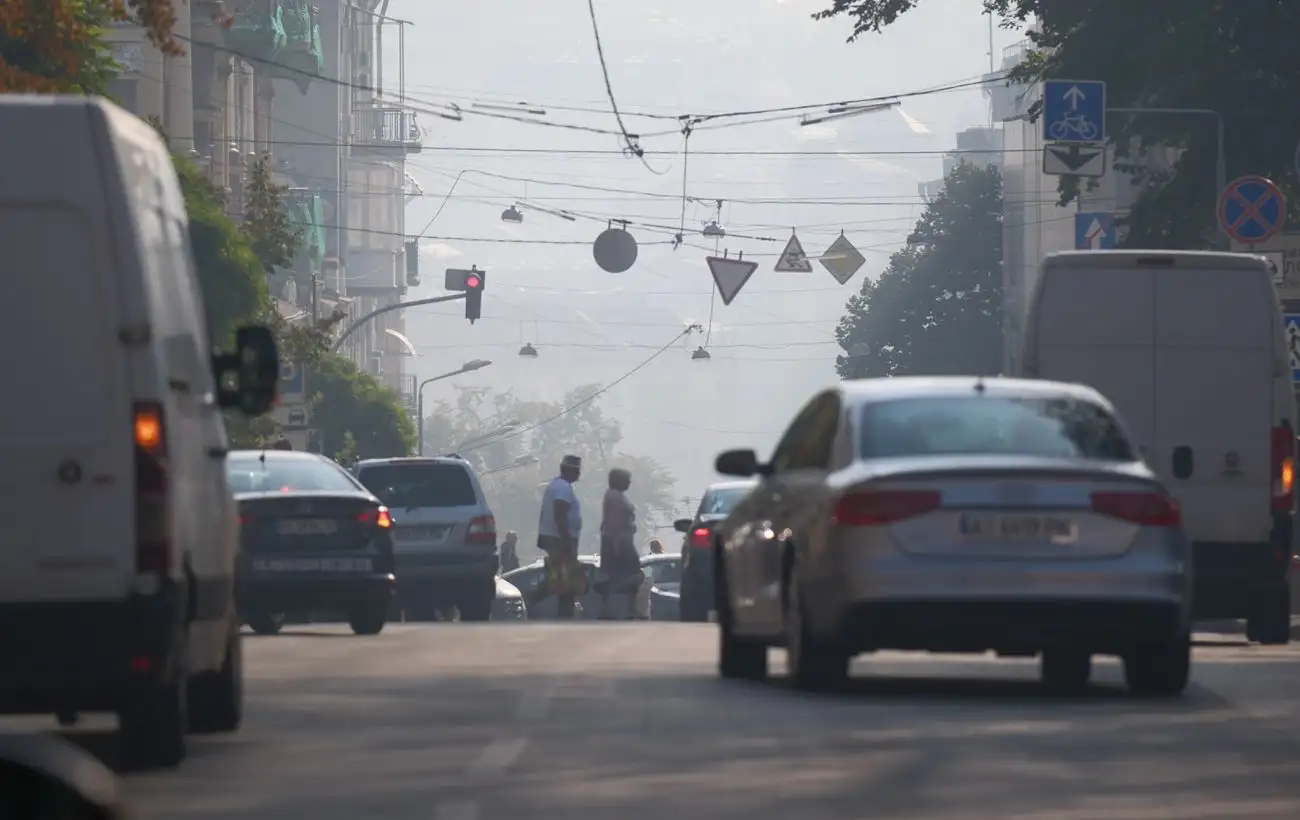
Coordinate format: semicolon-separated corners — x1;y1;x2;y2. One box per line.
355;463;478;507
860;395;1135;462
226;456;360;493
700;487;750;516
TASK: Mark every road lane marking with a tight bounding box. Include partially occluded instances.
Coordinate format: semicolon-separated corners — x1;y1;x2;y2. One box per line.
468;737;529;778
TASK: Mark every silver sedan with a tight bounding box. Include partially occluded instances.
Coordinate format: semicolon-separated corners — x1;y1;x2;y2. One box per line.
711;377;1192;696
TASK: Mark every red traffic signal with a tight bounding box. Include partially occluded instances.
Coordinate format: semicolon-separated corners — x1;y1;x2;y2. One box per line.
465;274;482;289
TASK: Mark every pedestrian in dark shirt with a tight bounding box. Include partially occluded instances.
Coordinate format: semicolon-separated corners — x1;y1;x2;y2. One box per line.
499;531;521;573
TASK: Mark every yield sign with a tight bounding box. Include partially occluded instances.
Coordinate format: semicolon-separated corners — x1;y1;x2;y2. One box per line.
774;232;813;272
706;254;759;306
819;233;865;284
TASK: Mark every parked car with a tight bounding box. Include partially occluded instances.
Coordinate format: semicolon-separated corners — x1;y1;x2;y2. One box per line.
492;576;528;621
230;451;396;637
351;457;499;621
712;376;1193;697
675;480;758;621
641;553;683;620
502;557;602;619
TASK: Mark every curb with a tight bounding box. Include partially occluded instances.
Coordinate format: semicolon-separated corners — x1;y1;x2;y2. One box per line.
1196;618;1300;641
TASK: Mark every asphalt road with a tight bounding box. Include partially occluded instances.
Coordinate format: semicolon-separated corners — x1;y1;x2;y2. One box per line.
8;623;1300;819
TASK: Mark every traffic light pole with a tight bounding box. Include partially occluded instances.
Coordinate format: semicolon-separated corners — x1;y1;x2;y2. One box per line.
332;292;467;352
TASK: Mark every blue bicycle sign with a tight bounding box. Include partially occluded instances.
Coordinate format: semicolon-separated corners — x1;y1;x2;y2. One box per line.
1048;113;1099;141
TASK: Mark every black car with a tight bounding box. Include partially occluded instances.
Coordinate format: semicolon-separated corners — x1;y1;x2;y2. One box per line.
227;451;396;636
675;480;757;621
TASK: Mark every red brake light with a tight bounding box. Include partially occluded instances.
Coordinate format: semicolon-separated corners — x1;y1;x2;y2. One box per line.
1090;491;1181;527
1271;426;1295;512
689;527;711;549
834;489;941;526
467;514;496;544
357;506;393;528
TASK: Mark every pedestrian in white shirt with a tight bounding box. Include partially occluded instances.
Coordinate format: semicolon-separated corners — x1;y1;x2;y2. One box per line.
533;454;583;618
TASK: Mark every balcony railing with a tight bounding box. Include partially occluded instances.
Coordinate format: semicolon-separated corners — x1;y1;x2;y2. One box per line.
352;107;422;154
398;373;417;409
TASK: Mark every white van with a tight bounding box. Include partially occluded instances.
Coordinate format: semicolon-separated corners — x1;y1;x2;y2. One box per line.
0;97;277;768
1021;250;1295;644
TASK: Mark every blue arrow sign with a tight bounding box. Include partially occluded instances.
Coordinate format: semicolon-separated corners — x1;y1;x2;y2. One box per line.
1043;80;1106;143
1074;212;1115;250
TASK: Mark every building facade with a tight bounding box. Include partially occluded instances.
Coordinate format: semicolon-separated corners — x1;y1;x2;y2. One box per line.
104;0;421;418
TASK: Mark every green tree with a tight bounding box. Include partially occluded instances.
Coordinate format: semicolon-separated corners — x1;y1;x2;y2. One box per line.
175;156;268;346
836;162;1003;378
243;152;302;274
813;1;1300;248
308;356;415;463
422;387;677;563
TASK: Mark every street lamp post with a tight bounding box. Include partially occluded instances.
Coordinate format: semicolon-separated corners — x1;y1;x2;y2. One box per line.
416;359;492;455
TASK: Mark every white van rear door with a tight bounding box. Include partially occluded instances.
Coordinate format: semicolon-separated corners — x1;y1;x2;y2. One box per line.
1032;264;1156;455
0;205;134;603
1155;265;1275;542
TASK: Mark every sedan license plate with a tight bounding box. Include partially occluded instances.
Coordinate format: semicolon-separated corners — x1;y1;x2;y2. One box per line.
395;525;447;542
252;558;372;572
959;514;1076;543
275;519;338;536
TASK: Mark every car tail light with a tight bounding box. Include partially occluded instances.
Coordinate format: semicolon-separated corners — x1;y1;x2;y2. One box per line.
1271;426;1295;513
833;489;941;526
467;515;496;544
133;402;170;574
689;527;711;549
357;506;393;528
1090;491;1181;527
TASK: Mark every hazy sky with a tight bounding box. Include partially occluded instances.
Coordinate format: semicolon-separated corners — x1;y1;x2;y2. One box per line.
383;0;1022;505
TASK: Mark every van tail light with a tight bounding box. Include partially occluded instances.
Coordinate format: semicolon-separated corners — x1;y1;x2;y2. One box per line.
133;402;170;574
466;515;496;544
357;506;393;528
1271;425;1295;513
833;489;941;526
689;527;711;549
1090;491;1181;527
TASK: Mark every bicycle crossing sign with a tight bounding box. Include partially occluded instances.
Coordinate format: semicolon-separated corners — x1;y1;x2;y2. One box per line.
1042;80;1106;143
774;231;813;272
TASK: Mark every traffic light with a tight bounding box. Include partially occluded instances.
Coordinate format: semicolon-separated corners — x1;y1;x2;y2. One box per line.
464;270;484;323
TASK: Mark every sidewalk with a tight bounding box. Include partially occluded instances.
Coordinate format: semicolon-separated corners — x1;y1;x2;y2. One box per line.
1196;617;1300;640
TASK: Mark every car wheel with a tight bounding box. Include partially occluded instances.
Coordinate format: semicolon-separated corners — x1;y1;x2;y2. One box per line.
458;581;494;622
1123;633;1191;697
246;611;284;636
1039;648;1091;693
783;561;849;692
348;604;388;636
188;621;242;734
1247;587;1291;645
715;545;767;680
119;638;188;771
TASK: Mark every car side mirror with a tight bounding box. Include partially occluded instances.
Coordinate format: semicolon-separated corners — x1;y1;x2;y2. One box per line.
0;733;131;819
213;325;279;416
673;518;692;533
715;448;760;477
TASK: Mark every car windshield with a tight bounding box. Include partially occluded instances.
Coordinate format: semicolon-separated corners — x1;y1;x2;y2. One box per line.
226;456;360;493
646;560;682;584
700;487;750;516
355;463;478;507
860;395;1135;462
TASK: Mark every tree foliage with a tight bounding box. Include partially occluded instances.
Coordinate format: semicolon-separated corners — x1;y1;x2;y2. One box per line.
814;0;1300;248
0;0;185;94
836;162;1003;378
422;387;677;562
243;152;303;275
308;356;415;463
175;155;267;346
